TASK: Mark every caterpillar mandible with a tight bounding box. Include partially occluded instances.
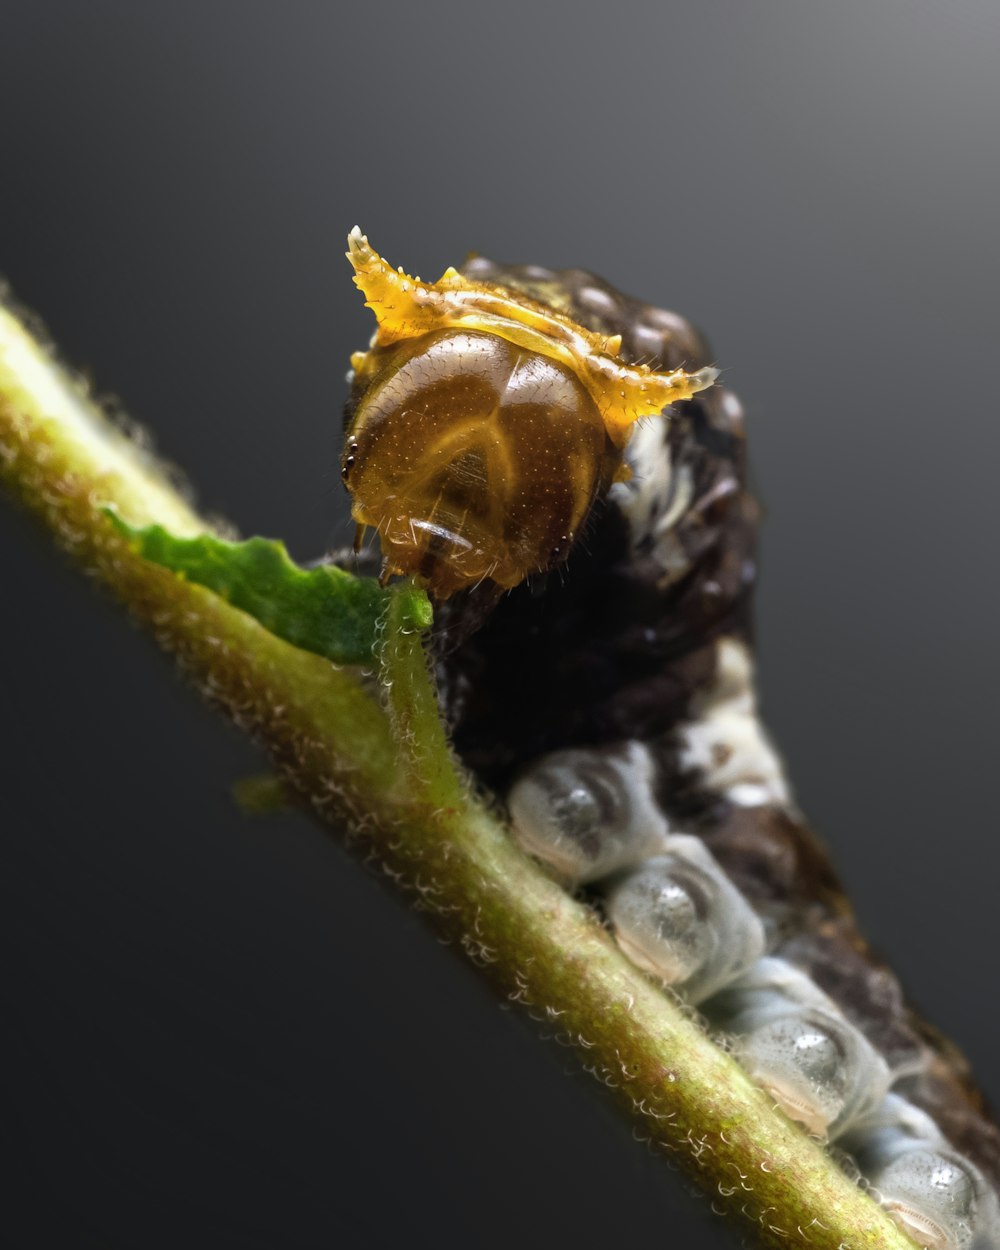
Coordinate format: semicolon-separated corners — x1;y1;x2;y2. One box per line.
340;230;1000;1250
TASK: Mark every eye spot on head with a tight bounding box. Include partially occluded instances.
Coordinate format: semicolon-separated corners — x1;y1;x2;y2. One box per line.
548;532;573;564
340;436;360;481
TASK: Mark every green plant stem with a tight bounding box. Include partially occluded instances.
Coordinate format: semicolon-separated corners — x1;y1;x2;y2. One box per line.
0;299;916;1250
378;586;466;813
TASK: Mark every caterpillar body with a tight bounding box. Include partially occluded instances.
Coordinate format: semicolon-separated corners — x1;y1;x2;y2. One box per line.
341;231;1000;1250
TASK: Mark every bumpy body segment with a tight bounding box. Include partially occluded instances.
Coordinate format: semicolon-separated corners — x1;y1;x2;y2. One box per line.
341;238;1000;1248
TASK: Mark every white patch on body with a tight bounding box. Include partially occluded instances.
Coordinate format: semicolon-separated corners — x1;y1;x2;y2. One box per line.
677;637;791;808
609;416;697;584
609;417;674;540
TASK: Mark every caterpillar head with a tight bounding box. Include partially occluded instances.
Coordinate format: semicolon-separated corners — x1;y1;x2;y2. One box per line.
341;229;718;599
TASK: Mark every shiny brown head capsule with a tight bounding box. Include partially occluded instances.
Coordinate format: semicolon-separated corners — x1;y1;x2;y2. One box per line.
342;229;718;599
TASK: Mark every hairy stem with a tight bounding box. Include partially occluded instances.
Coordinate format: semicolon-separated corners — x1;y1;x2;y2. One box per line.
0;299;915;1250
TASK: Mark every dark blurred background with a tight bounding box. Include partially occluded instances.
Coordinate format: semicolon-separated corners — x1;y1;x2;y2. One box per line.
2;3;998;1247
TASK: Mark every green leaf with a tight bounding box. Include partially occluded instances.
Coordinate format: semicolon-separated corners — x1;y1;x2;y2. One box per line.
104;511;432;666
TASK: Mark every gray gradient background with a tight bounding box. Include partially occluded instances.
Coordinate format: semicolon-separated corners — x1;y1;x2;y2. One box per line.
2;3;998;1247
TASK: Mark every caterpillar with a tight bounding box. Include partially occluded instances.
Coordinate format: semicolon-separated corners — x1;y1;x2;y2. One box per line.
340;230;1000;1250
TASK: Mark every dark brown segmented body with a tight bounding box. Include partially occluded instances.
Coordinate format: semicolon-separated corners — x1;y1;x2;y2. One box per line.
340;234;1000;1244
437;260;756;784
429;256;1000;1196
